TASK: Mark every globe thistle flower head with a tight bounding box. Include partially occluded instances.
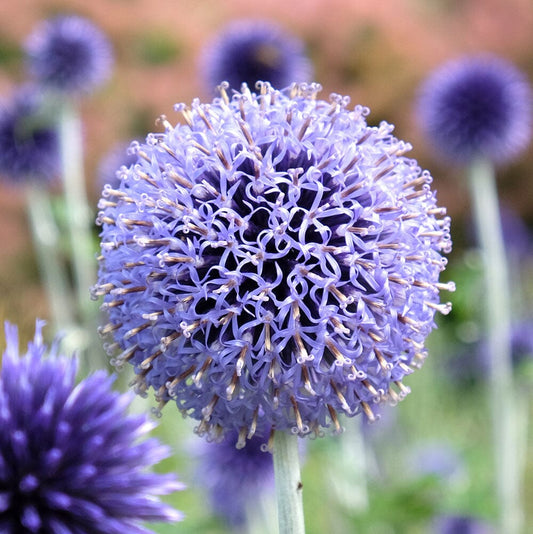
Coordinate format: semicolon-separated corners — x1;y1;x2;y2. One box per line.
0;320;184;534
417;54;532;164
25;15;113;95
200;19;312;92
0;86;59;184
94;82;453;446
194;428;275;527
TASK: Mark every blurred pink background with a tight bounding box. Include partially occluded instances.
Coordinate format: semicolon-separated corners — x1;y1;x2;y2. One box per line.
0;0;532;331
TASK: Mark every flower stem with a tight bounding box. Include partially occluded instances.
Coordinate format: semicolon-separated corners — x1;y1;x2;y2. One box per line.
25;183;75;333
58;100;102;371
272;431;305;534
467;158;521;534
58;101;96;314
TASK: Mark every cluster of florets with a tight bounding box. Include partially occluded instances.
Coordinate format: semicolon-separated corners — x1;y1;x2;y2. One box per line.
417;54;532;164
94;82;453;445
200;19;312;92
0;321;183;533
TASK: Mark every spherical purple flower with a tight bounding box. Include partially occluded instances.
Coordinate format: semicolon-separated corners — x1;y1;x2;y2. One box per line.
94;82;453;445
25;15;113;95
200;19;312;92
417;54;532;164
0;86;59;184
194;428;275;528
0;320;184;534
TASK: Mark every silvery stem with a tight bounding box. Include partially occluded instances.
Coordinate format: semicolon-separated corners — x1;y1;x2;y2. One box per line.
467;157;521;534
272;431;305;534
58;101;96;316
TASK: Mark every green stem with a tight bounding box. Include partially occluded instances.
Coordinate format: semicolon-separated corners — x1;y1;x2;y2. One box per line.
58;100;103;372
25;184;75;332
467;158;521;534
272;431;305;534
58;101;96;316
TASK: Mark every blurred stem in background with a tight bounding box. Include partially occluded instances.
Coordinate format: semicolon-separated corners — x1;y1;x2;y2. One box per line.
58;100;101;370
467;158;522;534
328;419;368;513
25;184;75;337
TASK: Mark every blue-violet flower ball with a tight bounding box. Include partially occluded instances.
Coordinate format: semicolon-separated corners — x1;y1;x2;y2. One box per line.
0;320;184;534
0;86;59;184
194;428;275;527
25;15;113;95
417;54;532;164
200;19;312;92
94;82;454;445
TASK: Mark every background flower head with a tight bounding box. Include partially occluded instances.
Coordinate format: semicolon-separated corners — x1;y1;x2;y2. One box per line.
200;19;312;92
193;427;275;528
95;82;453;445
416;54;532;164
433;515;495;534
25;15;113;95
0;86;59;184
97;141;139;192
0;320;183;534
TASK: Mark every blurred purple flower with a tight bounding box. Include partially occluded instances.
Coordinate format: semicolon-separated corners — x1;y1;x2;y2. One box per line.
194;428;275;528
25;15;113;95
0;86;58;184
499;206;533;261
433;515;495;534
448;319;533;388
97;142;139;192
417;54;532;164
0;320;183;534
508;320;533;368
94;82;453;445
200;19;312;92
407;442;466;483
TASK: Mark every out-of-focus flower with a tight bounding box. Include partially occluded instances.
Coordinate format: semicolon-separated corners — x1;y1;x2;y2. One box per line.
97;142;139;192
94;82;453;445
200;19;312;92
417;54;532;164
446;319;533;388
0;86;58;184
0;320;184;534
407;442;466;484
508;319;533;368
498;206;533;261
25;15;113;95
194;428;275;528
433;515;495;534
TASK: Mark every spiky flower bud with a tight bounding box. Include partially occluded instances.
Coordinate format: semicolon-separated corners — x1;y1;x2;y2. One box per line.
0;320;183;533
